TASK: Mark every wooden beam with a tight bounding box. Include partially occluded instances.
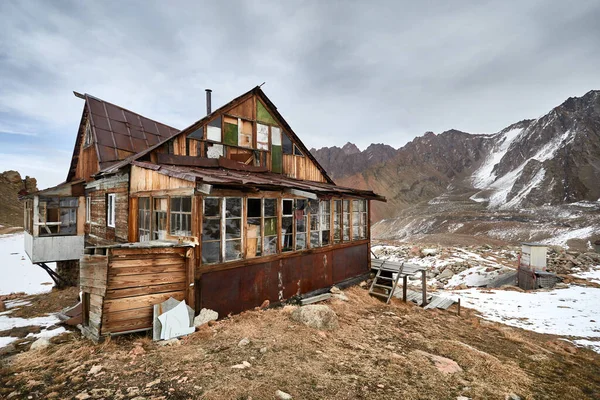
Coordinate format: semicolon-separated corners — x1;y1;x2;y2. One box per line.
284;188;317;200
421;269;427;307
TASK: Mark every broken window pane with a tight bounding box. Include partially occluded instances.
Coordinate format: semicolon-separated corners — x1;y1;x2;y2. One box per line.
247;198;261;218
202;219;220;240
264;198;277;217
294;145;304;156
202;241;220;264
188;126;204;140
225;240;242;261
226;197;242;218
247;216;262;257
264;235;277;255
225;218;241;239
204;198;220;217
153;198;167;240
257;123;269;150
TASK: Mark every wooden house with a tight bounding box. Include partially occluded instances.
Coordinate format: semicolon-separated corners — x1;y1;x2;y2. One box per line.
25;87;385;340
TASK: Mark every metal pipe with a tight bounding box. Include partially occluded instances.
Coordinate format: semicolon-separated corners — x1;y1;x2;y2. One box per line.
205;89;212;115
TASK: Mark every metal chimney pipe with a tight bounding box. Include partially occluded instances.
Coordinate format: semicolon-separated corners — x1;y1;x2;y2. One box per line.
205;89;212;115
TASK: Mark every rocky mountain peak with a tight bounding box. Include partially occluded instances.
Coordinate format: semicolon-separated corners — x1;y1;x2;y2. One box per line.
341;142;361;155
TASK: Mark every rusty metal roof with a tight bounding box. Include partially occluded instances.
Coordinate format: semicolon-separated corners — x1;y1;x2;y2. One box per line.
131;161;386;201
85;94;179;168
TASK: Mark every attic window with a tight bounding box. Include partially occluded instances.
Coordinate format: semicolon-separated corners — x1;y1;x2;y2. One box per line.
293;145;304;157
83;121;92;147
282;133;293;155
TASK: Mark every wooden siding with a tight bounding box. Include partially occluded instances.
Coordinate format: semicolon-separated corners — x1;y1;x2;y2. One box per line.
101;246;193;335
282;154;326;182
80;255;109;341
86;173;129;246
130;165;195;194
74;143;100;182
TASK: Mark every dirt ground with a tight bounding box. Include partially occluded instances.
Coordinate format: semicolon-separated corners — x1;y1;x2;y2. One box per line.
1;285;600;400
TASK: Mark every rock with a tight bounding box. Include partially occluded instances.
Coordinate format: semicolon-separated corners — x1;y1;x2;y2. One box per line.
90;388;113;398
422;248;438;257
275;390;292;400
238;338;250;347
0;300;5;312
457;396;470;400
332;292;349;302
88;365;103;375
290;305;339;330
75;392;91;400
505;394;521;400
0;343;17;357
30;337;51;351
260;299;270;309
2;325;42;338
194;308;218;327
129;345;146;356
359;281;367;288
438;268;455;281
146;379;161;388
413;350;463;374
330;286;341;294
231;361;251;369
158;338;181;346
260;347;268;353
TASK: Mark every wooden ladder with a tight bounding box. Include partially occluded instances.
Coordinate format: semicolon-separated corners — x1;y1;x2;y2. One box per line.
369;261;404;304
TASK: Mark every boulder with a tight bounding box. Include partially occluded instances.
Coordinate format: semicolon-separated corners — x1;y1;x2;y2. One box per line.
276;390;292;400
413;350;463;374
0;300;5;312
194;308;218;327
422;248;438;257
238;338;250;347
438;268;455;281
290;305;339;330
29;337;51;351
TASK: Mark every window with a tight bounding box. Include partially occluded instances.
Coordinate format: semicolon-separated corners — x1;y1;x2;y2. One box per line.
138;197;151;242
309;200;320;248
225;198;243;261
24;200;33;234
85;196;91;223
295;199;307;250
333;200;342;244
207;116;222;142
170;197;192;236
320;200;331;246
202;197;243;264
256;123;269;150
342;200;350;241
202;197;222;264
263;198;278;255
281;199;294;252
293;145;304;156
282;133;293;155
39;197;78;236
247;198;262;258
153;198;168;240
352;200;368;240
107;194;116;228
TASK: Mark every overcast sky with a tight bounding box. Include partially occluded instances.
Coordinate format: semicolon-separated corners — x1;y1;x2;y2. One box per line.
1;0;599;188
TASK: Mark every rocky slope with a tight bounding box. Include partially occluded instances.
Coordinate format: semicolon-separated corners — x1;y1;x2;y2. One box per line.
311;90;600;247
0;171;37;229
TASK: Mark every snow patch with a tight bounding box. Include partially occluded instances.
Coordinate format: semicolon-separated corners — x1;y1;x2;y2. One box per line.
541;226;598;248
472;128;522;189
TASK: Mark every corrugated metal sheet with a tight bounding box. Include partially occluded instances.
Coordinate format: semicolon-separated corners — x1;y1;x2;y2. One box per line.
131;161;386;201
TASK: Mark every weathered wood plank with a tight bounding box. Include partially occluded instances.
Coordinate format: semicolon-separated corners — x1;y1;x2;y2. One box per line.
103;291;185;313
104;282;185;300
107;272;186;289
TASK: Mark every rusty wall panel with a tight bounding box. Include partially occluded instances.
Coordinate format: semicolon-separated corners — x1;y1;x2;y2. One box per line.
199;244;365;318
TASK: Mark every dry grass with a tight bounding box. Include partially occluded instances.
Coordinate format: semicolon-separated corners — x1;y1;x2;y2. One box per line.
1;285;600;399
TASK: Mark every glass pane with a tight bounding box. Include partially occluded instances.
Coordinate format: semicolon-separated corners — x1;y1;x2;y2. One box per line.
181;197;192;212
202;241;220;264
202;219;221;240
320;200;330;214
171;197;181;212
310;214;319;231
310;232;320;248
247;198;261;218
296;233;306;250
204;198;220;217
264;236;277;255
225;240;242;261
282;199;293;215
352;212;360;225
334;227;341;242
264;217;277;236
282;133;292;154
264;198;277;217
334;200;341;213
352;226;359;240
59;197;78;207
257;123;269;150
321;230;330;246
352;200;359;213
343;227;350;241
282;216;293;232
296;215;306;233
321;213;330;230
343;200;350;212
226;198;242;218
282;235;293;252
225;218;241;239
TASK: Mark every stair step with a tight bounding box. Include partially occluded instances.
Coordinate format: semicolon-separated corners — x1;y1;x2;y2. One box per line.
369;291;389;298
372;283;394;289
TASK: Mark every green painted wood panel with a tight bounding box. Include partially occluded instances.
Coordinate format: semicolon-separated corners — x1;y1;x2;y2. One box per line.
256;101;278;125
271;144;282;173
224;123;238;146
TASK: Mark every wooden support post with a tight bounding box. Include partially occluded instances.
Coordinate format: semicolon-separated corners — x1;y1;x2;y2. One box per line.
421;269;427;307
457;298;461;316
402;276;408;302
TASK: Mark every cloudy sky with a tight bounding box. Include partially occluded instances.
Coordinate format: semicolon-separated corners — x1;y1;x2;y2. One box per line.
1;0;599;188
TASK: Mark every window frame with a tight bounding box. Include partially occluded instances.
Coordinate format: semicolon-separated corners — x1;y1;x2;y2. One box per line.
85;196;91;224
138;197;151;242
107;193;116;228
170;196;192;237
